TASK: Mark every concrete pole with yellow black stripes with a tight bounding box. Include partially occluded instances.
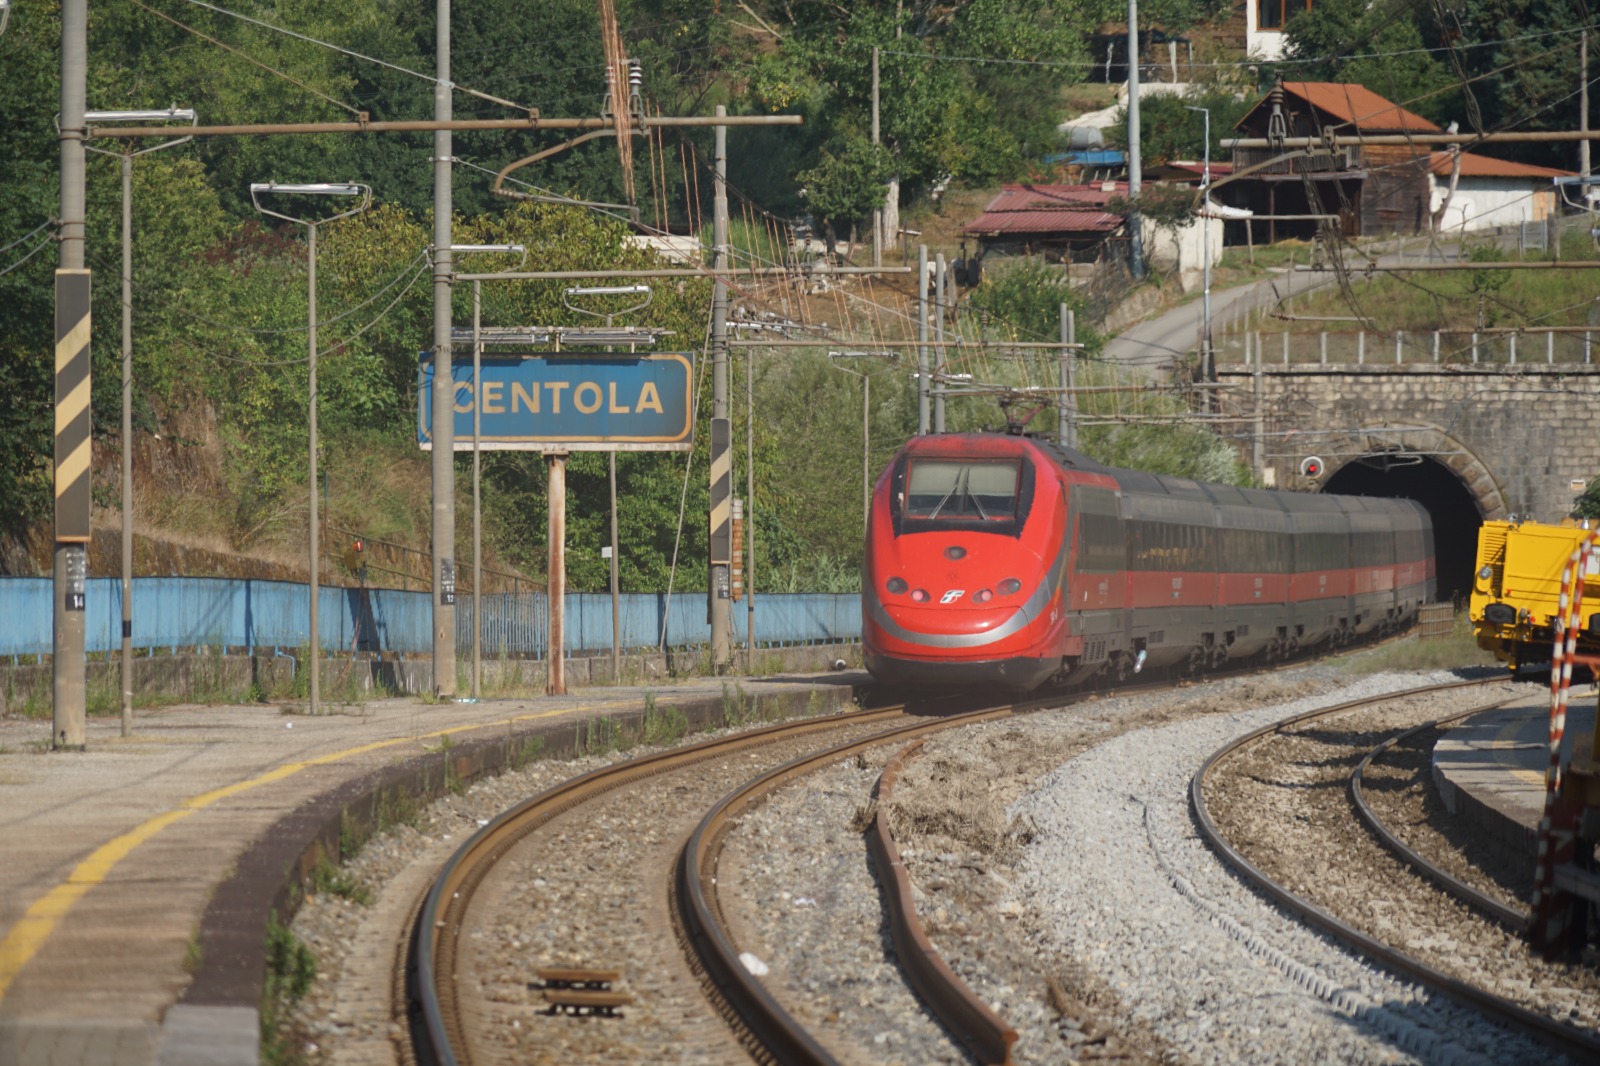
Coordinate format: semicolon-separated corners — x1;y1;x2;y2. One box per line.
54;0;89;750
709;106;732;670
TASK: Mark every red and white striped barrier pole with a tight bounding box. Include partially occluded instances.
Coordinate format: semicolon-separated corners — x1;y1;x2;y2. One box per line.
1530;529;1600;954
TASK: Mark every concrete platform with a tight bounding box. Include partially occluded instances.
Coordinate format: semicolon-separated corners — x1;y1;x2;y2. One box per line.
1432;690;1595;858
0;661;864;1066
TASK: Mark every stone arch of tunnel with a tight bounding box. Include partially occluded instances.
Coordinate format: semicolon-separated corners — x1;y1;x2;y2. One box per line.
1320;451;1488;604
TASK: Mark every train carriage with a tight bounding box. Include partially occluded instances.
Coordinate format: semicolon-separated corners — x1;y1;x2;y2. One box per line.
863;432;1436;690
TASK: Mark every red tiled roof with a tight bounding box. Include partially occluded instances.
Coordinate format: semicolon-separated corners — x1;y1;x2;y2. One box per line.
1428;151;1575;179
1255;82;1440;133
964;184;1127;236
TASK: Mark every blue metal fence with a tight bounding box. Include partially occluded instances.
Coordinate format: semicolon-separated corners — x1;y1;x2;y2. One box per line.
0;578;859;659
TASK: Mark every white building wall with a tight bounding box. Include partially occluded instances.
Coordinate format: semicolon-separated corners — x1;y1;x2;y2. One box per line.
1246;0;1288;60
1429;178;1555;233
1146;213;1224;281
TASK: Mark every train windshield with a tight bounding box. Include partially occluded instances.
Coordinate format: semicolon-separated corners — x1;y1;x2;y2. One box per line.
904;459;1023;521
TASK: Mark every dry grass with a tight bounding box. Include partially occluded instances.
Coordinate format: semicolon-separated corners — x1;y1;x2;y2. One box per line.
885;726;1081;862
1058;82;1119;119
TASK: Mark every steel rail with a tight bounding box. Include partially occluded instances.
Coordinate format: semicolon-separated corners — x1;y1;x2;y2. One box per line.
409;703;906;1066
405;629;1431;1062
1191;677;1600;1062
676;705;1014;1065
868;738;1019;1066
1350;701;1529;931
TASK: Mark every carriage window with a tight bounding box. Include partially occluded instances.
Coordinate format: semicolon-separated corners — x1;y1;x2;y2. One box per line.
904;460;1022;521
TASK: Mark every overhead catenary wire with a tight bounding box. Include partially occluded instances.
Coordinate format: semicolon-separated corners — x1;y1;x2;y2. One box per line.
0;219;57;278
126;0;360;117
171;0;530;113
0;232;53;278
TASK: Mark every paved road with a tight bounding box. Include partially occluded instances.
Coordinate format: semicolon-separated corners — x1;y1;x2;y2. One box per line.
1104;235;1452;374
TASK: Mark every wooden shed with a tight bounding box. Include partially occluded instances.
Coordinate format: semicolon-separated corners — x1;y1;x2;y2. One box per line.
1228;82;1439;242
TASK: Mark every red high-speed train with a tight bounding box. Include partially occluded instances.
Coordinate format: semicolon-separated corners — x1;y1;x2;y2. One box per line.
862;432;1435;690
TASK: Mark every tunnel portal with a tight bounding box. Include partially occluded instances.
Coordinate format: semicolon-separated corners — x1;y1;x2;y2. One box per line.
1320;453;1483;604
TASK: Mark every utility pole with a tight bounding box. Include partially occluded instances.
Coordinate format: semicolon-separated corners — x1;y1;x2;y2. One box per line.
1059;305;1077;449
1126;0;1145;279
917;245;930;434
431;0;456;697
1583;30;1591;185
1186;104;1213;405
933;253;947;432
709;106;733;669
872;46;882;268
54;0;89;750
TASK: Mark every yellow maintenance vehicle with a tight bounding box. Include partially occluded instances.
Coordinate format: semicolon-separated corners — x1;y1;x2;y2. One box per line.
1470;517;1600;672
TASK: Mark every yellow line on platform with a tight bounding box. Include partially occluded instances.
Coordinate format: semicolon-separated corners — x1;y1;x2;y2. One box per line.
1495;711;1550;787
0;700;612;1001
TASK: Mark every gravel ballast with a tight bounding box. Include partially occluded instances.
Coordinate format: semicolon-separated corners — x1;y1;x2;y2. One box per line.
288;665;1580;1064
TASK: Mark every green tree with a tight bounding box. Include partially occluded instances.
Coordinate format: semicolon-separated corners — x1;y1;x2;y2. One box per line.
1105;89;1255;169
740;0;1096;207
796;136;890;251
1278;0;1458;124
1573;477;1600;520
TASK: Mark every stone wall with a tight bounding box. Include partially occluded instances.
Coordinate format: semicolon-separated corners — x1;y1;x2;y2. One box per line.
1215;363;1600;521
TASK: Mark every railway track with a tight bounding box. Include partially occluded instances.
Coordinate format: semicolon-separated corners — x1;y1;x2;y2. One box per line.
397;632;1443;1065
1193;677;1600;1061
407;700;1027;1065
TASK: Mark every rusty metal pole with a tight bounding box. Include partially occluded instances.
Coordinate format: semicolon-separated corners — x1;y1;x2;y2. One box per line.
547;453;566;695
609;451;619;680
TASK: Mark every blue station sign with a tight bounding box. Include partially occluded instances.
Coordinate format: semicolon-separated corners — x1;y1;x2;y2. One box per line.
418;351;695;452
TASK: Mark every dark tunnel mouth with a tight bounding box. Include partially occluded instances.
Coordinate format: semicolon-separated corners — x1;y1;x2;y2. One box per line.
1318;453;1483;604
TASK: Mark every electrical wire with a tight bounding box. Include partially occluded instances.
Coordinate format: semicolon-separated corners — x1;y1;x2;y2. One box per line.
0;218;55;258
0;232;52;278
171;0;530;113
127;0;360;116
873;23;1600;72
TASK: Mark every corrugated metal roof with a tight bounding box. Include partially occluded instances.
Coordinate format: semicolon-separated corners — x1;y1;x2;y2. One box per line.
1429;151;1574;179
964;184;1128;236
1281;82;1439;132
965;209;1123;235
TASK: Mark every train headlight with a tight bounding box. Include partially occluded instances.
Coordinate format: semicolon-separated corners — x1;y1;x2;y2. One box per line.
1482;603;1515;625
910;588;930;603
886;577;908;595
998;577;1022;596
1477;565;1493;581
944;545;967;560
973;588;993;604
